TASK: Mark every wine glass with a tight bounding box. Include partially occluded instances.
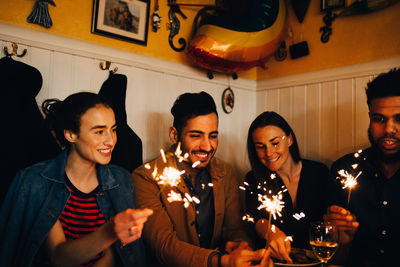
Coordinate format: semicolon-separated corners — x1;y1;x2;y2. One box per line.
309;221;339;266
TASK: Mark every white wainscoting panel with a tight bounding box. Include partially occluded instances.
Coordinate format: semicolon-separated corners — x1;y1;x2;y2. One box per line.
256;61;400;167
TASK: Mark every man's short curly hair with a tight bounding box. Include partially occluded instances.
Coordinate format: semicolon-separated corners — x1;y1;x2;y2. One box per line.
366;68;400;107
171;91;218;134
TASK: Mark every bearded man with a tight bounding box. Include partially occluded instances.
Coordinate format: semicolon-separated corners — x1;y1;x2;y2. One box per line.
325;68;400;266
132;92;271;267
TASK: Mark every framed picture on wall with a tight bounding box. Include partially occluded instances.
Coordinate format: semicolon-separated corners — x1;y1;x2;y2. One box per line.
91;0;150;45
320;0;345;12
222;87;234;114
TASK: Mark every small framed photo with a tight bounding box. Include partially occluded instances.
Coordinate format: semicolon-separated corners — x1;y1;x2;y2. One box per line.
91;0;150;45
320;0;345;12
222;87;234;114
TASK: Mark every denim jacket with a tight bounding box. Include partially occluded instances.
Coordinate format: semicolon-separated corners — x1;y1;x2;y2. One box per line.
0;149;146;267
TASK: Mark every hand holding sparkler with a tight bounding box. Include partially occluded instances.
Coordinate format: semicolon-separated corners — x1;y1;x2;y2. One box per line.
257;192;285;243
323;205;359;245
112;208;153;246
255;220;292;264
266;227;293;264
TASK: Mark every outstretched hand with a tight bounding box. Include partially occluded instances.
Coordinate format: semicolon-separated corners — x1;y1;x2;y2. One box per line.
266;228;292;264
323;205;358;245
112;208;153;246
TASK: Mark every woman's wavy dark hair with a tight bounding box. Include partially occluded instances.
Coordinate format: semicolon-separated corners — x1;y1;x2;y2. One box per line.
41;92;112;148
247;111;301;179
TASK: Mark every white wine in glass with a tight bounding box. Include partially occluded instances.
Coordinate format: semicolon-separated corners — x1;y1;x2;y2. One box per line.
309;221;339;266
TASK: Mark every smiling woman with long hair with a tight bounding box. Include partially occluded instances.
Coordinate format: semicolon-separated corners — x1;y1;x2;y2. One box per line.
245;111;330;264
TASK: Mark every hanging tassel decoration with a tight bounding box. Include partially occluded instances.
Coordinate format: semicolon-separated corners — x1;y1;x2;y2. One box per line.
27;0;56;28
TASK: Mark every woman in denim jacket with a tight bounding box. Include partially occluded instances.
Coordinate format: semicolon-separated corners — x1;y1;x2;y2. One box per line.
0;92;153;266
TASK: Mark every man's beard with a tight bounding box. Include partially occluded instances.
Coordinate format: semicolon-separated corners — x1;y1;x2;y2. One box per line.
368;127;400;163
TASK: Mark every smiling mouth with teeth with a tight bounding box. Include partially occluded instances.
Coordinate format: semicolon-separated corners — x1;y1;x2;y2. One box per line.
379;138;400;150
383;140;395;144
194;152;209;160
268;157;279;162
99;148;112;156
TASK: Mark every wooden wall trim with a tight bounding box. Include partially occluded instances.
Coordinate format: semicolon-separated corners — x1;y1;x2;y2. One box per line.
257;57;400;91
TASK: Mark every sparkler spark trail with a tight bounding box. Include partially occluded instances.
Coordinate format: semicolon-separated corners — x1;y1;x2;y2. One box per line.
147;143;216;208
160;149;167;163
337;169;362;205
257;193;285;220
240;177;287;250
242;214;255;223
284;236;293;242
156;167;185;187
192;161;200;168
151;143;188;189
166;189;199;208
293;212;306;221
257;192;285;249
167;190;183;202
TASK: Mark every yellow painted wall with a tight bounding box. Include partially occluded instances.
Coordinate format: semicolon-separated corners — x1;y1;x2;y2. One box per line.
259;0;400;79
0;0;399;80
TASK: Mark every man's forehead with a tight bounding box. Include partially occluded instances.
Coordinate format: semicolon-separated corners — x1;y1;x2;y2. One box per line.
370;96;400;113
183;113;218;131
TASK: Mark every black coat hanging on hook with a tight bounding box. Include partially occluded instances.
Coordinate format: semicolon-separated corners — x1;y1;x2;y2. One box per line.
0;55;61;204
98;72;143;172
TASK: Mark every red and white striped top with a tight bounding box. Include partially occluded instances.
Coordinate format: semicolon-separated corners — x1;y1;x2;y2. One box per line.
59;177;106;266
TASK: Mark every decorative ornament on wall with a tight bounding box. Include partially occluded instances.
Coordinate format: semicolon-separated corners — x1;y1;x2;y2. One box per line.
187;0;287;79
152;0;162;32
222;87;234;114
167;1;187;52
290;0;310;23
27;0;56;28
319;0;344;43
274;41;287;61
319;0;400;43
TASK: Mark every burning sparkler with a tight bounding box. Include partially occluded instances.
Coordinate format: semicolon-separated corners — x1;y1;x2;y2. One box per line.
146;143;208;209
337;169;362;206
335;149;364;206
257;192;285;247
167;190;183;203
155;167;185;187
150;144;188;189
240;175;288;250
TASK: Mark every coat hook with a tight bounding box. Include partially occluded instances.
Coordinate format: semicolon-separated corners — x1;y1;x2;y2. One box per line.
3;43;27;58
99;61;118;73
